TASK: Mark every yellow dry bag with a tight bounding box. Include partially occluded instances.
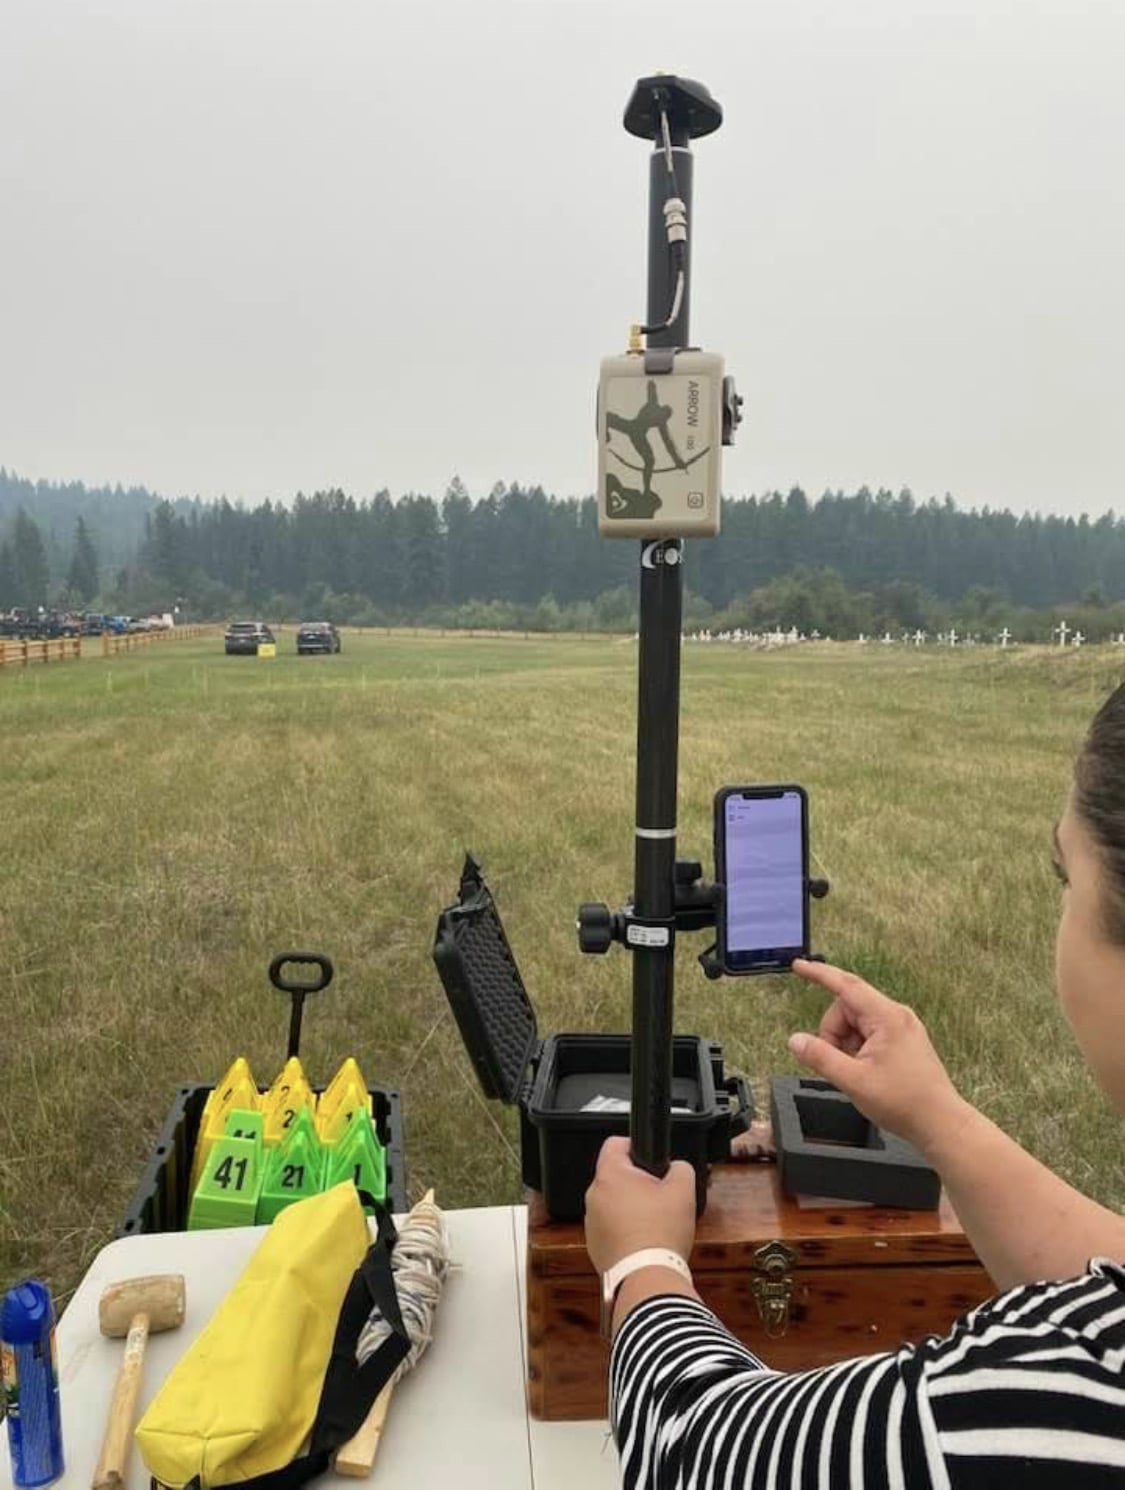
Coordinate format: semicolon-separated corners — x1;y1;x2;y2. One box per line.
137;1183;408;1489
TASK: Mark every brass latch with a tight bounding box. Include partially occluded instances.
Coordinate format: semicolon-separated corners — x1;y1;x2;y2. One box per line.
751;1240;798;1338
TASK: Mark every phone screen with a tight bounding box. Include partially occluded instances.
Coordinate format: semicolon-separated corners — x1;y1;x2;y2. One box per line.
721;788;807;970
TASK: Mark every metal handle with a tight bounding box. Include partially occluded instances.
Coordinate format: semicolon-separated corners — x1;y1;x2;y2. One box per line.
268;951;334;994
269;952;333;1060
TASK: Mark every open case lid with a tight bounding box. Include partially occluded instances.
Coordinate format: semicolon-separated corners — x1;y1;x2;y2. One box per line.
432;853;540;1105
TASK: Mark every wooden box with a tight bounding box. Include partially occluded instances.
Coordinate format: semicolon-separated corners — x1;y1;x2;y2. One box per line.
526;1162;995;1421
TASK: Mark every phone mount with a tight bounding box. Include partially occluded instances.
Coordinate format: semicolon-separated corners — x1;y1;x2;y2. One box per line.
576;860;830;978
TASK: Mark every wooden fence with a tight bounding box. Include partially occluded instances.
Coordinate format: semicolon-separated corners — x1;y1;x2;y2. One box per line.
99;624;214;657
0;624;609;669
0;625;217;669
354;626;623;642
0;636;82;667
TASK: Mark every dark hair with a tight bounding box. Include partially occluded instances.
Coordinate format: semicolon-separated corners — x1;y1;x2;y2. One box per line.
1074;683;1125;943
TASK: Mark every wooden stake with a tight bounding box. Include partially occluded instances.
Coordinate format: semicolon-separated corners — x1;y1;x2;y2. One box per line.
334;1380;394;1477
334;1191;443;1478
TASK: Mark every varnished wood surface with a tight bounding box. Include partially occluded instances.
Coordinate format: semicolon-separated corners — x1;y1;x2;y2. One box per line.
527;1163;994;1421
528;1163;978;1277
527;1263;995;1421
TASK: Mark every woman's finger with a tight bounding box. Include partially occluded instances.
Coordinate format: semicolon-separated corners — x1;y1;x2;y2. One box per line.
818;999;859;1045
815;1025;864;1059
788;1031;863;1095
791;959;892;1035
595;1135;633;1176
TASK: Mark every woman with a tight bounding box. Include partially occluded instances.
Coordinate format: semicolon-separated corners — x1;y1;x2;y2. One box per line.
585;684;1125;1487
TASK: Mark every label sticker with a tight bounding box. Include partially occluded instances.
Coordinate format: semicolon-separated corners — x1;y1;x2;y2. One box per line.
626;924;671;948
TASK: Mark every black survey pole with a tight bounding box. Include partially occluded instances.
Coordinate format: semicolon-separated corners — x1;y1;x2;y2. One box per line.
624;78;722;1177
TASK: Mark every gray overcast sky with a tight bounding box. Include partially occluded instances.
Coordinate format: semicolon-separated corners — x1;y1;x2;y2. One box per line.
3;0;1123;517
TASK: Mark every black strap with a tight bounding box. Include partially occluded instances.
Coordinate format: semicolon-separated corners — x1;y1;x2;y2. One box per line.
310;1203;410;1453
172;1204;411;1490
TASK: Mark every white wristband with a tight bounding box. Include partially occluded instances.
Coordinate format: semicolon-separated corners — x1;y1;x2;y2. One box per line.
600;1248;692;1336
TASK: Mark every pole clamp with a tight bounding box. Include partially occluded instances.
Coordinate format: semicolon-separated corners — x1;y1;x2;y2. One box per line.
644;345;677;375
576;902;677;954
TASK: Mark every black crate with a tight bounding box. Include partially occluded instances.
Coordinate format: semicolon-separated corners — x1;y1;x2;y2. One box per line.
433;855;752;1221
120;1082;407;1236
521;1032;750;1220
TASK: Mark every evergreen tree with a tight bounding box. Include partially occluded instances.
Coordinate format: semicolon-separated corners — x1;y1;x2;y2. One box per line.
6;467;1125;627
11;509;49;609
66;515;99;603
442;477;474;604
148;500;190;588
360;490;402;608
0;540;14;606
398;494;445;606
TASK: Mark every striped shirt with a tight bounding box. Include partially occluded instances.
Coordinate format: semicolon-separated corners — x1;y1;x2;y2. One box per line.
610;1259;1125;1488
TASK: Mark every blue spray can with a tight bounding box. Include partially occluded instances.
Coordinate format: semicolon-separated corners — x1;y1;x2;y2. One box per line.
1;1281;64;1487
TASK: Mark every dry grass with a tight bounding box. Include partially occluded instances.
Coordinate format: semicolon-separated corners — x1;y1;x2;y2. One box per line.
1;634;1122;1304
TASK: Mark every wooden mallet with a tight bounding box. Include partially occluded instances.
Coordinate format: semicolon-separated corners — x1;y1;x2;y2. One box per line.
94;1273;186;1490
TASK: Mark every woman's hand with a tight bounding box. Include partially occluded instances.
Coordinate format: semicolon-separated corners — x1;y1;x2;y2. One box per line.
788;959;969;1155
731;1117;775;1162
584;1136;697;1273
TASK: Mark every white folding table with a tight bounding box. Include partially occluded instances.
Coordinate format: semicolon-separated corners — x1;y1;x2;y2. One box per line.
0;1207;620;1490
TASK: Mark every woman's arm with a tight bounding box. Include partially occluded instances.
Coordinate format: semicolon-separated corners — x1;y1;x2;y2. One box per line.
585;1128;1125;1489
790;960;1125;1289
919;1095;1125;1289
610;1267;1125;1490
612;1267;698;1334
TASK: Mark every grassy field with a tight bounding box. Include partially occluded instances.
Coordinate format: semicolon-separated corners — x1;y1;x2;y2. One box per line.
1;632;1123;1305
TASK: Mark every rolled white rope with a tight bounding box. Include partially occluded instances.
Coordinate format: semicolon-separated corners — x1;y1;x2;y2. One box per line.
357;1192;450;1375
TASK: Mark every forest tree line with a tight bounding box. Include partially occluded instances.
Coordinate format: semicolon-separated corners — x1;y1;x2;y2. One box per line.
3;473;1125;639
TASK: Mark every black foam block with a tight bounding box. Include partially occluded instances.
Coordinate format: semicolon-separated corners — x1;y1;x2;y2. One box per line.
770;1076;940;1210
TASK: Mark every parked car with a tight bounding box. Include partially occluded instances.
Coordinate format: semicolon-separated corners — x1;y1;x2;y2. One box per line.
1;609;83;639
224;620;275;655
296;621;341;655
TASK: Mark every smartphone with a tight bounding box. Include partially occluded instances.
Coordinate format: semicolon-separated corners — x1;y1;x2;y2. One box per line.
714;784;810;974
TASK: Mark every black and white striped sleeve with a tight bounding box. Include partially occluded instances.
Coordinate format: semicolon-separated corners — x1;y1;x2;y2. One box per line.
609;1259;1125;1489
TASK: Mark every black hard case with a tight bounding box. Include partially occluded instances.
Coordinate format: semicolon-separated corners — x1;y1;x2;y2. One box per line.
432;856;751;1220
